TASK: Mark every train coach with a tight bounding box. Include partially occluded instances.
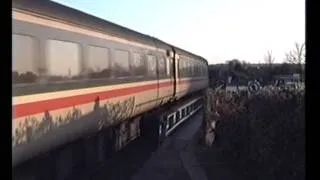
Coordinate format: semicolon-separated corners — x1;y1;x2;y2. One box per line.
12;0;209;175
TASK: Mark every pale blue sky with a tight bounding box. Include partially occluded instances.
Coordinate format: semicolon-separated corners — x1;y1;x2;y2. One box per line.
52;0;305;64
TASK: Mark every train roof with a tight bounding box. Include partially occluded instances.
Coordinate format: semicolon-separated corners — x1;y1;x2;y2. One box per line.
12;0;208;64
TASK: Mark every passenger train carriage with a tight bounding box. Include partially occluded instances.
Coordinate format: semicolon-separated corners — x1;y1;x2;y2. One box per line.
12;0;209;168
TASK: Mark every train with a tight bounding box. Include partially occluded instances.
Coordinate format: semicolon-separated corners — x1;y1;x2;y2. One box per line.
12;0;209;176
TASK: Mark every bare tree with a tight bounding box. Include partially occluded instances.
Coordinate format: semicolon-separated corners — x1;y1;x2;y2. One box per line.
285;42;305;64
285;42;305;80
264;50;275;65
264;50;275;83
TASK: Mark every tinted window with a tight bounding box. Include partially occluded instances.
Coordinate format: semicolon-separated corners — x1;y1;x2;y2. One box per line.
46;40;81;81
158;56;166;77
201;65;205;76
87;45;110;79
183;60;187;77
204;66;208;76
166;57;171;77
190;60;195;77
12;34;38;84
195;64;200;77
114;50;130;77
179;59;185;77
200;65;203;76
186;61;191;77
147;55;157;77
202;65;206;76
133;53;146;76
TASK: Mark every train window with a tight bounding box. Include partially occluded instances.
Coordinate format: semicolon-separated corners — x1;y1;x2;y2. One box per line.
194;64;198;77
195;64;198;77
166;57;171;77
193;61;198;77
114;50;130;77
12;34;38;84
191;62;194;77
178;60;182;77
200;65;204;76
178;59;182;77
186;62;191;77
46;39;81;81
181;60;187;77
182;60;186;77
180;59;185;77
87;45;110;79
204;66;207;77
158;57;166;77
133;53;146;76
190;61;195;77
178;59;181;77
147;55;157;77
196;65;200;77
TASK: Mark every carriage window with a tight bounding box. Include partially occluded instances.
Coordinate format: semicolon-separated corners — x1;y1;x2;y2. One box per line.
12;34;38;84
133;53;146;76
158;57;166;77
178;59;182;77
46;40;81;81
87;46;110;79
179;59;184;77
195;64;199;77
170;58;174;77
185;61;189;77
114;50;130;77
181;59;187;77
186;62;191;77
147;55;157;77
190;62;194;77
194;64;198;77
203;65;206;76
190;61;195;77
203;66;207;76
200;65;204;76
166;57;171;77
183;61;186;77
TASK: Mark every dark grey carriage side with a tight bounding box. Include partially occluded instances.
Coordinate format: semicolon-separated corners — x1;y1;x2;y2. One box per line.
12;11;173;166
13;17;172;96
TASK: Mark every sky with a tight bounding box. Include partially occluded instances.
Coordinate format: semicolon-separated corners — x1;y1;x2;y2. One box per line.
52;0;305;64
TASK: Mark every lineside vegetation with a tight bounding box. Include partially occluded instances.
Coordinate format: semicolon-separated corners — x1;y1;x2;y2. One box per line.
200;88;304;179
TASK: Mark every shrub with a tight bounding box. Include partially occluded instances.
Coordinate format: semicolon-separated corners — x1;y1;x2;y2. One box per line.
210;88;305;179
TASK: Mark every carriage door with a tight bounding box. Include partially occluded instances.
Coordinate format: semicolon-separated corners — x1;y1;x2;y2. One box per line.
166;50;175;99
146;54;158;109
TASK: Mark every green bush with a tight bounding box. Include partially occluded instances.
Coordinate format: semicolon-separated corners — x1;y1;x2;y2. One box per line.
212;89;304;179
